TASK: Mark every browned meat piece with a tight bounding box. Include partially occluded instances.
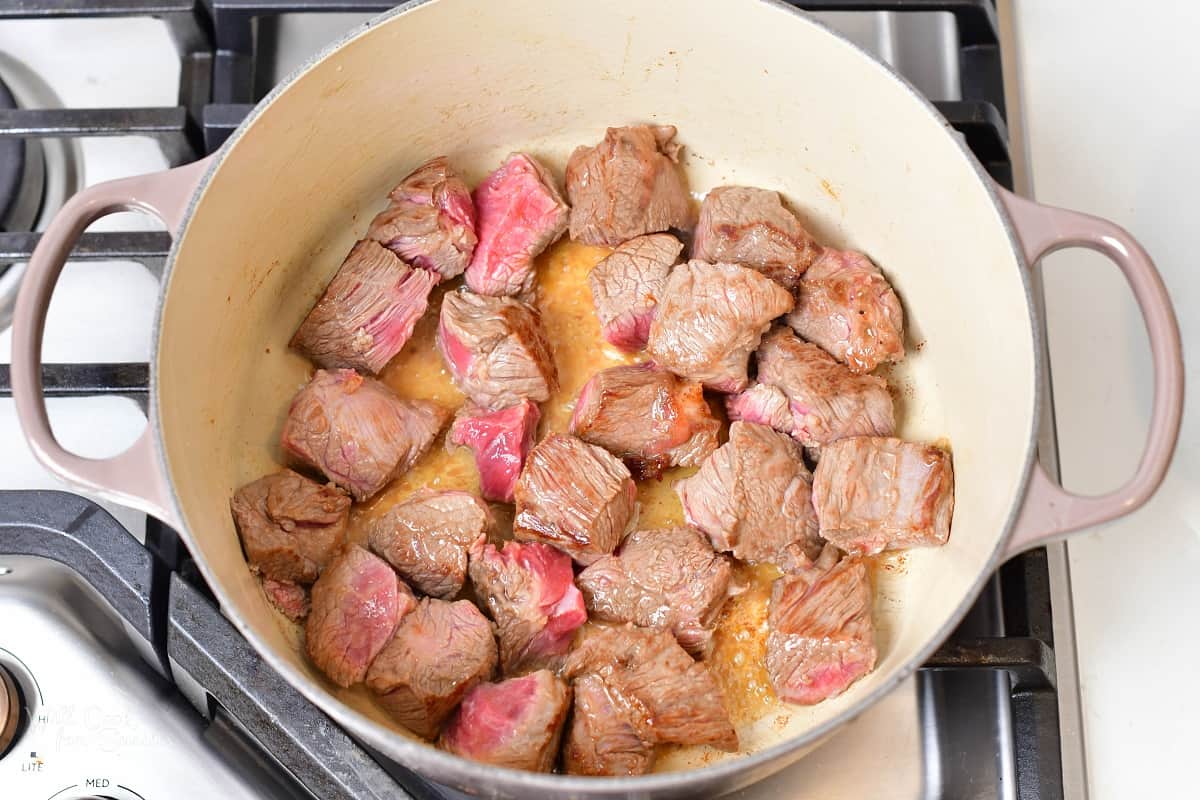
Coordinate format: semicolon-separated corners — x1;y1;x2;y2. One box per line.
748;326;894;453
588;233;682;351
366;156;477;282
565;625;737;752
366;490;491;599
676;422;821;566
447;399;540;503
569;363;719;479
281;369;448;502
646;260;794;392
787;248;905;373
261;577;310;622
439;670;571;772
437;290;557;410
812;437;954;555
513;434;637;565
563;673;655;776
724;382;794;435
464;153;569;296
230;469;349;584
691;186;823;291
766;545;876;705
290;240;438;375
365;597;497;738
305;546;416;687
576;527;734;657
565;124;692;246
468;540;587;675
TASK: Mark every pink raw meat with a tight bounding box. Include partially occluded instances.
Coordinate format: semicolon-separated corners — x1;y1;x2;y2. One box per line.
464;153;569;296
468;540;588;674
448;399;540;503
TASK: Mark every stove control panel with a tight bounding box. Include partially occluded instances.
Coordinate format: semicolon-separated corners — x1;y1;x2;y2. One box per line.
0;557;301;800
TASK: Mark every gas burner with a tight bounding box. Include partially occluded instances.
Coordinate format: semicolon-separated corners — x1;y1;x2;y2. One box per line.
0;51;81;331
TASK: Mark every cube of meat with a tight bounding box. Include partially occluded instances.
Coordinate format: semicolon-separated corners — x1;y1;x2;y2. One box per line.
646;260;794;392
565;125;693;246
437;290;557;410
230;468;349;584
464;152;569;296
577;527;734;658
366;490;491;599
787;248;905;373
676;422;822;566
365;597;497;739
439;670;571;772
570;363;719;480
367;156;477;282
565;625;738;752
261;577;310;622
447;399;540;503
812;437;954;555
692;186;823;291
725;383;795;435
748;326;895;453
766;545;876;705
281;369;449;501
468;540;588;674
588;233;683;351
305;546;416;687
513;434;637;565
563;673;655;776
290;240;438;375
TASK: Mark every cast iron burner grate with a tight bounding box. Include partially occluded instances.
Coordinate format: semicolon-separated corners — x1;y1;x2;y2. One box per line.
0;3;1065;799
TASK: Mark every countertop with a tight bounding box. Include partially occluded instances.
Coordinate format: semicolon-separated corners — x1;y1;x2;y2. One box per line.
1012;2;1199;797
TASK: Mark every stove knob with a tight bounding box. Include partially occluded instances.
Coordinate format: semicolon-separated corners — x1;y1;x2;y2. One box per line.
0;665;22;757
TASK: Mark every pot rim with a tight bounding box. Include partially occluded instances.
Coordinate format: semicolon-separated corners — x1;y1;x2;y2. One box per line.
149;0;1042;793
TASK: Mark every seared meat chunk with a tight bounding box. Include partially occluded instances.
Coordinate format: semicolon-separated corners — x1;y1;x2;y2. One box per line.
468;540;587;674
281;369;448;501
230;468;349;583
563;673;655;776
464;153;569;296
725;382;794;435
565;625;737;751
513;434;637;565
812;437;954;555
588;233;682;351
676;422;821;566
291;240;437;375
366;156;478;282
692;186;822;291
646;260;794;392
367;490;491;599
766;545;876;705
570;363;719;479
565;124;692;246
365;598;497;738
750;326;894;453
437;290;557;410
787;248;905;373
305;546;415;687
261;577;310;622
448;399;540;503
577;527;733;657
439;670;571;772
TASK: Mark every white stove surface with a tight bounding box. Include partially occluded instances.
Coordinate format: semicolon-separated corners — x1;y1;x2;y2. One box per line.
0;18;178;541
1011;3;1200;799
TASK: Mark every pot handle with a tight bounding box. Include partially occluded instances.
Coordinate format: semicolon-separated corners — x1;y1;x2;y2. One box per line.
11;158;214;529
998;187;1184;558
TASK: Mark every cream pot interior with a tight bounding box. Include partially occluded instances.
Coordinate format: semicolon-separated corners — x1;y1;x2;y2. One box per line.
154;0;1037;793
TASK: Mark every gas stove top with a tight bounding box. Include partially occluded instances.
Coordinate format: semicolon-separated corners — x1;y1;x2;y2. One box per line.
0;3;1082;799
